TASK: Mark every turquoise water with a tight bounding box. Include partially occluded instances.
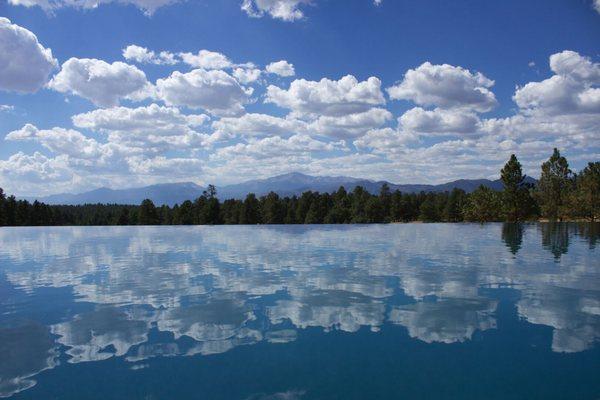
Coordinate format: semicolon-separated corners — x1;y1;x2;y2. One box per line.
0;223;599;399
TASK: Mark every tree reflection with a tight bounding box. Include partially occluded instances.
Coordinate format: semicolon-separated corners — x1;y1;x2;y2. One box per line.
540;223;571;259
575;223;600;249
502;223;524;255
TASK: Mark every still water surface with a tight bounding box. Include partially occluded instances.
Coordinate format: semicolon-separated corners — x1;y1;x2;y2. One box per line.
0;223;599;399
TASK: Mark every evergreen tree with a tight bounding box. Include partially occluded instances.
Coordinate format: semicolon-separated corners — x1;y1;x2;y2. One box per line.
116;207;131;225
5;195;16;226
138;199;159;225
325;187;350;223
463;185;503;222
0;188;5;226
443;188;466;222
262;192;285;224
379;183;392;221
241;193;261;224
419;194;440;222
350;186;369;223
501;154;534;221
537;148;573;221
175;201;195;225
572;162;600;221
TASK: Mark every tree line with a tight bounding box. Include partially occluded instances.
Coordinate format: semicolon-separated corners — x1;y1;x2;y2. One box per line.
0;149;598;226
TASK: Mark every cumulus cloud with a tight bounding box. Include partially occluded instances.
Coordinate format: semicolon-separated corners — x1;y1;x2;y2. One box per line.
309;107;392;139
266;60;295;77
48;58;152;107
122;45;177;65
266;75;385;117
180;50;232;70
212;113;306;139
72;104;210;153
241;0;312;21
514;50;600;115
387;62;497;112
232;67;262;84
0;152;71;188
156;69;250;116
213;134;345;161
353;127;417;155
7;0;180;16
72;104;208;134
0;18;58;93
399;107;481;136
6;124;107;159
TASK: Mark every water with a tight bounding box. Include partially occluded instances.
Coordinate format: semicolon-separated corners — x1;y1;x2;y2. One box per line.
0;223;598;399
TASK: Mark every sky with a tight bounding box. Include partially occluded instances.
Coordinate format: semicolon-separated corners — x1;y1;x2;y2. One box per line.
0;0;599;196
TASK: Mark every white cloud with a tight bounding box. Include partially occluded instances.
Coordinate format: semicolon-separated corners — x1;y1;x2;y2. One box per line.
156;69;250;116
0;104;15;112
72;104;208;134
0;18;58;93
241;0;311;21
387;62;497;112
232;67;262;84
353;127;417;155
0;151;71;187
72;104;210;153
7;0;180;16
594;0;600;14
6;124;107;159
212;134;344;161
128;156;203;176
266;60;295;77
399;107;480;136
48;58;151;107
514;51;600;115
122;45;177;65
309;107;392;139
212;113;306;139
266;75;385;117
180;50;232;70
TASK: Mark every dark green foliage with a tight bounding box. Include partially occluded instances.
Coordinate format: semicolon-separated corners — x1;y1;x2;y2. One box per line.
0;150;597;227
139;199;159;225
571;162;600;221
463;185;503;222
501;154;536;222
537;148;573;221
241;193;261;224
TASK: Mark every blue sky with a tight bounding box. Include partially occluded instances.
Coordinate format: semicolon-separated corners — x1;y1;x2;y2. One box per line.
0;0;599;196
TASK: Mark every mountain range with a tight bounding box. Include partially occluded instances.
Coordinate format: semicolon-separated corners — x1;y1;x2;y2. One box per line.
30;172;537;206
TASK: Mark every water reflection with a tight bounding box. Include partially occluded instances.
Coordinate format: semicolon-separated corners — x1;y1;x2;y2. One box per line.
0;223;598;398
501;223;524;255
540;223;571;259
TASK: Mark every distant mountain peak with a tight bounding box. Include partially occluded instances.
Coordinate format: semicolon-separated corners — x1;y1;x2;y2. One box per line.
28;173;536;206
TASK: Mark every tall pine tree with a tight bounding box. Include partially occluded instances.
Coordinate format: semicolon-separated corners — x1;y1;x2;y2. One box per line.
537;148;573;221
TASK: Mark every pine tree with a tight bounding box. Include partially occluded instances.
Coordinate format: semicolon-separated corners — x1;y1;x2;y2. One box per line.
572;162;600;221
138;199;159;225
537;148;573;221
463;185;503;222
262;192;284;224
0;188;5;226
501;154;534;221
241;193;261;224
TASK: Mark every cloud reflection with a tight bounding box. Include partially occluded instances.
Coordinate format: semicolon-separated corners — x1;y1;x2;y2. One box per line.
0;223;598;396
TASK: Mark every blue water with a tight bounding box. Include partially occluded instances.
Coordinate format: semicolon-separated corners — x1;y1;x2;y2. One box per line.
0;223;599;399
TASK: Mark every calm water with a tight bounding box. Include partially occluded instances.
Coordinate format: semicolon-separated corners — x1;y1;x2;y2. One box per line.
0;223;599;399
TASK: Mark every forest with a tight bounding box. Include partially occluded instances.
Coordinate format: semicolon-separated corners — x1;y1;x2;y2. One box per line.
0;149;598;226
